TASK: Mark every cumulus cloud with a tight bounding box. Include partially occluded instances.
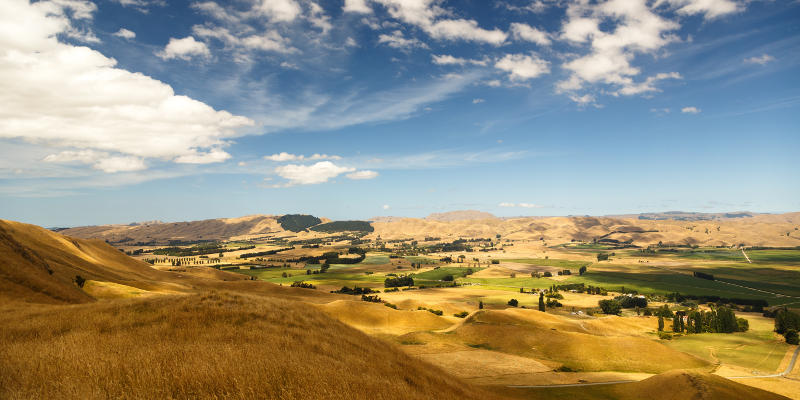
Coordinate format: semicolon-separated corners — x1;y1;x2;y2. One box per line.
655;0;740;19
744;54;775;65
274;161;354;185
92;156;147;173
432;54;487;66
343;0;372;13
378;30;428;49
494;53;550;81
192;25;296;56
0;0;253;174
557;0;684;102
498;202;543;208
113;28;136;40
472;98;485;104
346;170;379;180
681;106;701;114
371;0;507;45
510;22;551;46
157;36;211;60
264;153;342;161
254;0;302;22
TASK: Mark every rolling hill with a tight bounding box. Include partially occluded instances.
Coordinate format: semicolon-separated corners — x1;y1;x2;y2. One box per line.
58;212;800;249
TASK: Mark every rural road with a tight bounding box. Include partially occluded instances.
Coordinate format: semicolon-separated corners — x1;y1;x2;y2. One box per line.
726;345;800;379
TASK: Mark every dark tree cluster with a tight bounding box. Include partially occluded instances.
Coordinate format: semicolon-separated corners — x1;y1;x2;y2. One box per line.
384;275;414;288
278;214;322;232
310;221;374;233
331;286;377;295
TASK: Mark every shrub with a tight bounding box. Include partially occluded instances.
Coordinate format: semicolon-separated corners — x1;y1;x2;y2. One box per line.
598;299;621;315
361;295;381;303
491;259;499;264
454;311;469;318
507;299;519;307
384;302;397;310
74;275;86;288
785;330;799;345
736;317;749;332
543;271;552;277
290;281;315;289
597;253;609;261
442;275;454;282
546;299;562;307
427;309;443;316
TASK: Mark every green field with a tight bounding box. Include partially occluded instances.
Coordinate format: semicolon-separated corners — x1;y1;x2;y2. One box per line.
665;318;790;373
412;267;484;281
502;258;591;269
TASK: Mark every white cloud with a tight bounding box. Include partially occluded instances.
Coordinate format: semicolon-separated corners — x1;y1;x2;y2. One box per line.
656;0;740;19
113;28;136;40
265;152;301;161
192;25;297;56
494;53;550;81
173;148;231;164
265;153;342;161
378;30;428;49
254;0;302;22
343;0;372;13
157;36;211;60
371;0;507;45
346;170;379;180
92;156;146;173
681;106;701;114
382;204;390;210
743;54;775;65
280;61;299;69
111;0;164;12
432;54;487;66
510;22;551;46
498;202;542;208
569;94;596;106
274;161;355;185
43;149;105;164
0;0;253;174
472;98;485;104
615;72;681;96
556;0;691;101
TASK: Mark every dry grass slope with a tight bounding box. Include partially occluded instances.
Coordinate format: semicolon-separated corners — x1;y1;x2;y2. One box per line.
0;219;187;304
0;291;504;400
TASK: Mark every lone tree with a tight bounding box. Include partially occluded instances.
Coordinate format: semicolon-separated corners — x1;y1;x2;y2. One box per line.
538;292;545;312
579;265;587;275
507;298;519;307
479;300;484;310
658;315;665;331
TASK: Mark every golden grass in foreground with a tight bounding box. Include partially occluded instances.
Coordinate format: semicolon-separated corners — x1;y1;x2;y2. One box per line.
0;291;502;400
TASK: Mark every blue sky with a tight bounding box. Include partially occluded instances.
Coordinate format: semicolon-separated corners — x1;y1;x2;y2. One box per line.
0;0;798;227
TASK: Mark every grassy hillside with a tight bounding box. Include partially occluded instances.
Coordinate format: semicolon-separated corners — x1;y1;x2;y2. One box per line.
0;291;500;399
0;219;186;304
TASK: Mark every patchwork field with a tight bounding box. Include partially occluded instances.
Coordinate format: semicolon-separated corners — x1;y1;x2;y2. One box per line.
4;214;800;399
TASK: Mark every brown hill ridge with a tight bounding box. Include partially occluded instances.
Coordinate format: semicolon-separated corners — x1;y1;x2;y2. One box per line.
57;212;800;248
